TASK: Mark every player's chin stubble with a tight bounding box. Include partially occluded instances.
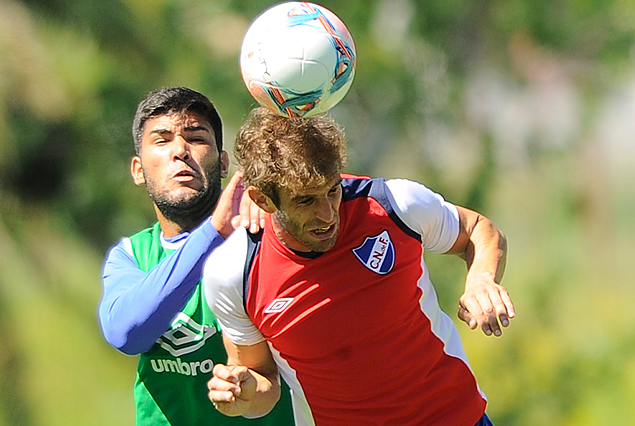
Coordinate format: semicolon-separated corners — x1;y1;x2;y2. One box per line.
145;161;223;227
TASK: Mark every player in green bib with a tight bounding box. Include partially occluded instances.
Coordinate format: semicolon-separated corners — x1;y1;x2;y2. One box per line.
99;87;293;426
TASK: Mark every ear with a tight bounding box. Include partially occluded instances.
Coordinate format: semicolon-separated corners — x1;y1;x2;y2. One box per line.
130;156;145;186
219;150;229;178
248;187;277;214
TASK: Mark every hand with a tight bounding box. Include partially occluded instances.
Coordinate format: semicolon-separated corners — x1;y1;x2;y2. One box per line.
211;170;267;238
207;364;258;417
458;272;515;337
211;171;246;238
231;184;267;234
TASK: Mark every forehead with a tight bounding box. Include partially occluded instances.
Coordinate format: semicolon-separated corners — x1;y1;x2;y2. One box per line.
143;111;212;136
285;174;342;200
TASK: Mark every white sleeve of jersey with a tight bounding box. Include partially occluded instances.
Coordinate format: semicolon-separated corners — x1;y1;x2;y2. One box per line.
203;227;265;346
385;179;460;254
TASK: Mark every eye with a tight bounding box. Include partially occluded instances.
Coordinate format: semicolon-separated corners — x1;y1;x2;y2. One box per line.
328;185;341;196
296;197;314;206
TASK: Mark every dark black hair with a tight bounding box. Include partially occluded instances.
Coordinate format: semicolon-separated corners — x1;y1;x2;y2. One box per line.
132;87;223;155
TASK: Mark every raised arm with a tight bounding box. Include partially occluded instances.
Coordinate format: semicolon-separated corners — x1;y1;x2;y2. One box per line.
207;335;281;418
100;171;261;354
447;206;515;336
99;220;225;354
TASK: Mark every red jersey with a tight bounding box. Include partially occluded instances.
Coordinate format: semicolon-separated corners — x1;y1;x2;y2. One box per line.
205;177;487;426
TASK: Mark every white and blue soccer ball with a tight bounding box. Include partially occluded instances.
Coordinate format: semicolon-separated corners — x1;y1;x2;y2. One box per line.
240;2;356;118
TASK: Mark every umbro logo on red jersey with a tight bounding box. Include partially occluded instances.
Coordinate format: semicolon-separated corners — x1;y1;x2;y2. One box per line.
352;230;395;274
264;298;294;314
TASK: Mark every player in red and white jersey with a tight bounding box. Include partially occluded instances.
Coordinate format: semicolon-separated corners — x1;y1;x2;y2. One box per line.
204;108;515;425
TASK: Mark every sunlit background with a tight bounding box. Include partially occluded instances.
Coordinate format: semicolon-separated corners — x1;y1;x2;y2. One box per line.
0;0;634;425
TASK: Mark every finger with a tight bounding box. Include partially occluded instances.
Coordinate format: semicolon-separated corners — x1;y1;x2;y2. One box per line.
223;170;245;204
259;211;266;229
208;387;236;404
209;395;240;417
212;171;245;238
500;287;516;319
249;220;260;234
482;299;503;336
215;364;253;389
488;291;511;329
476;286;512;336
208;370;243;400
212;364;239;383
237;188;265;234
231;215;243;229
207;366;253;417
486;285;516;332
207;377;240;408
249;202;263;233
238;187;253;230
460;292;495;336
457;304;478;330
226;365;253;385
210;398;245;417
230;173;247;214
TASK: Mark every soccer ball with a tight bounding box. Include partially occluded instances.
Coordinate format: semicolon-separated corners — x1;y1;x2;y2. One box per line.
240;2;356;118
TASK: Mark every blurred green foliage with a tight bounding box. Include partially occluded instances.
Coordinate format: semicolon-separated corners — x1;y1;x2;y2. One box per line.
1;0;634;425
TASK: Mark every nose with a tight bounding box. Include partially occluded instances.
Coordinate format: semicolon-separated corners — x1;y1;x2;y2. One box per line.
314;196;335;223
172;135;191;161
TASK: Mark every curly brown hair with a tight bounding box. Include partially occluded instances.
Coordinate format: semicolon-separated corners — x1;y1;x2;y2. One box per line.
234;107;348;206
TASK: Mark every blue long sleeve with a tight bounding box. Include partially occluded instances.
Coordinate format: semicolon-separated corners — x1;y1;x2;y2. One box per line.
99;220;224;355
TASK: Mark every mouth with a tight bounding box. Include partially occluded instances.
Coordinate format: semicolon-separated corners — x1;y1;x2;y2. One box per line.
173;169;200;182
309;223;336;239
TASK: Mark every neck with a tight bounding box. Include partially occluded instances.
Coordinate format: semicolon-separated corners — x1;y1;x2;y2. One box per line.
154;205;207;238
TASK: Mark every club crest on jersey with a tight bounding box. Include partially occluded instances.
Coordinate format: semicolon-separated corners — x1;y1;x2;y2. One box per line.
352;230;395;274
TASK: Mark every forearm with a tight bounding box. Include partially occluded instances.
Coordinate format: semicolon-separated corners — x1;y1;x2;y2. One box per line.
462;214;507;285
99;221;224;354
451;206;514;335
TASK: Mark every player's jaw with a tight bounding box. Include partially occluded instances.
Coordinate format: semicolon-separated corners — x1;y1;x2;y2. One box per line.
306;219;340;252
149;164;206;203
146;159;222;226
308;219;337;240
278;214;340;253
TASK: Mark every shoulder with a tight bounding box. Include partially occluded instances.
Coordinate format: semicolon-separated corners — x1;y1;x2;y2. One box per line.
385;179;444;206
385;179;460;253
341;176;405;210
104;237;135;266
203;227;250;296
340;176;452;220
105;223;158;260
203;228;265;345
385;179;456;217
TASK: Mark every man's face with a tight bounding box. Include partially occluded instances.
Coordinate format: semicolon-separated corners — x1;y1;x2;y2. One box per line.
272;175;343;253
131;111;228;225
